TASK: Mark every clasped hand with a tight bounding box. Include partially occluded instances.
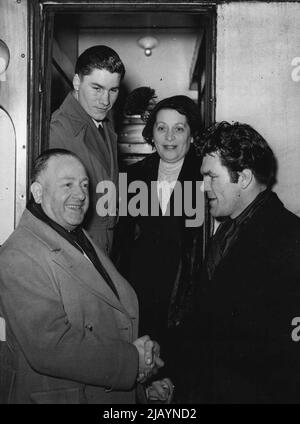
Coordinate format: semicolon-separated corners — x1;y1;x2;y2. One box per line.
146;378;174;403
133;335;164;383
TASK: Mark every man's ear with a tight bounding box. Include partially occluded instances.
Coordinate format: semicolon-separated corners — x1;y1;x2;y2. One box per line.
238;169;253;189
30;182;43;204
73;74;80;91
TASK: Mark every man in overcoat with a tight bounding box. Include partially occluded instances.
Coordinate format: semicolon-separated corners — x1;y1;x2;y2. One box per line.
191;121;300;403
0;149;163;404
50;45;124;254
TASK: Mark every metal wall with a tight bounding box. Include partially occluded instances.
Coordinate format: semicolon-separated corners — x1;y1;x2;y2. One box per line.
0;0;28;244
216;1;300;216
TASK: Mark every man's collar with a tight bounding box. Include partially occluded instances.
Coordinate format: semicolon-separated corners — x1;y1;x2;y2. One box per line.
26;199;80;235
61;93;109;135
92;117;109;128
233;189;272;226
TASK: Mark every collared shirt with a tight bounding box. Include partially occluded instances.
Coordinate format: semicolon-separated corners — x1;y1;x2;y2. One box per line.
92;118;104;129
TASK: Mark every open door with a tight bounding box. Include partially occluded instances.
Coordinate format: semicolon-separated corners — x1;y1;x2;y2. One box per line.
30;0;216;257
33;1;216;152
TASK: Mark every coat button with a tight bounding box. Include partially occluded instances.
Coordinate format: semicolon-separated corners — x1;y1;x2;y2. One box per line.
85;323;93;331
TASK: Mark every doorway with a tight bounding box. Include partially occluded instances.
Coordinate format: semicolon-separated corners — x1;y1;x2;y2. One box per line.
51;9;215;166
30;1;216;253
31;1;216;158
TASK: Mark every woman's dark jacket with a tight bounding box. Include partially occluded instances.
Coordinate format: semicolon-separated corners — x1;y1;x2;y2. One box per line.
115;146;203;374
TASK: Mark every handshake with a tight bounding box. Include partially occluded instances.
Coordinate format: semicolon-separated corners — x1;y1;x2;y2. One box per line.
133;335;174;403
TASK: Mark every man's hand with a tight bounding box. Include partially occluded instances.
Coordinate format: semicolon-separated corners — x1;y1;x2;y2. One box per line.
133;335;164;383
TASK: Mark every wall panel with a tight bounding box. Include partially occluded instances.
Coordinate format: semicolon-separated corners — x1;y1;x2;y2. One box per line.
0;0;28;243
216;2;300;216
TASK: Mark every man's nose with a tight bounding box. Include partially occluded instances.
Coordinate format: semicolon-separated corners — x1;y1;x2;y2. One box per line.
202;177;211;192
73;185;86;200
100;90;110;106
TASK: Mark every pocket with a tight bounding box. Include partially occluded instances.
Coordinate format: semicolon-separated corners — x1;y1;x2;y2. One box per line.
30;387;85;404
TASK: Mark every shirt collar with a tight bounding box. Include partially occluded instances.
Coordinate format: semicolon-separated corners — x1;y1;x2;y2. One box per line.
92;117;109;128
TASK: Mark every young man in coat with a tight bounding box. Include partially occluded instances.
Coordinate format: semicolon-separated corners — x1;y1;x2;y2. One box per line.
49;45;124;254
0;149;164;404
190;121;300;403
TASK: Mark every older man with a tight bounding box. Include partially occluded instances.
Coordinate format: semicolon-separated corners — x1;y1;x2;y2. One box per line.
191;122;300;403
50;45;125;254
0;149;163;404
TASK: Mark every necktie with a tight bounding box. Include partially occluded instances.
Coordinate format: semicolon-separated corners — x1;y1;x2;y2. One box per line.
98;123;106;140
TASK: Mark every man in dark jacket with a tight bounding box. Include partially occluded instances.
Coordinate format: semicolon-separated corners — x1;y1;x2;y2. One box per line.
191;121;300;403
50;45;124;254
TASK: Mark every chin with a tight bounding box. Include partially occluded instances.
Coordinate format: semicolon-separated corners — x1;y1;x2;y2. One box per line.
210;208;220;218
162;156;180;163
66;215;85;227
92;114;104;121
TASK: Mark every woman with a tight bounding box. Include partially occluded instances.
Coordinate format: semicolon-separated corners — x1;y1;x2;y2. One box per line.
117;95;203;400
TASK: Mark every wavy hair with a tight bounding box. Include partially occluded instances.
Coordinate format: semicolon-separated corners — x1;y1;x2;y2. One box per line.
200;121;277;187
142;95;202;146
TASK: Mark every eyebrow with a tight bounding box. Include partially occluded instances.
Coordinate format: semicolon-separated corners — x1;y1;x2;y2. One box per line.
59;176;89;182
155;121;187;126
90;83;103;88
201;171;217;177
91;82;119;90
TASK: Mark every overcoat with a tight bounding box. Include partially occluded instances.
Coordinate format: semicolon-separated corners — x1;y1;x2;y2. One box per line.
0;210;139;404
49;93;118;253
191;192;300;403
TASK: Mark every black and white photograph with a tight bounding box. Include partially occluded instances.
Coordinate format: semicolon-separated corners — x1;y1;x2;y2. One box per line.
0;0;300;410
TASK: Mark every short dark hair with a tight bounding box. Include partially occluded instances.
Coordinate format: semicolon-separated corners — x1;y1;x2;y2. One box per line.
142;95;202;146
201;121;277;188
75;45;125;80
31;149;83;184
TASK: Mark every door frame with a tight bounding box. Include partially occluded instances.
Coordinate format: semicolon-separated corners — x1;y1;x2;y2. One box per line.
29;0;216;156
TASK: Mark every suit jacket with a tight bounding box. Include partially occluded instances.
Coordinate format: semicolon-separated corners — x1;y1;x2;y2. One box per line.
49;93;118;253
192;192;300;403
0;210;139;404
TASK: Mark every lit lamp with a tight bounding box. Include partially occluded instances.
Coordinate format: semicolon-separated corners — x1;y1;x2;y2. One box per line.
0;40;10;82
137;36;158;57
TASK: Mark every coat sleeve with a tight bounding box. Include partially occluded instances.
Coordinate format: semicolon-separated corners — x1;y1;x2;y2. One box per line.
0;246;139;391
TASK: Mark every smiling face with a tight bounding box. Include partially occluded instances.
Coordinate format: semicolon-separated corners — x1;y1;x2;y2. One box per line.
201;152;244;219
153;108;193;163
31;155;89;231
73;68;121;121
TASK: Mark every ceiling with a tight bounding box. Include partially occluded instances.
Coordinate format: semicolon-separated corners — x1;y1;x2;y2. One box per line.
54;12;208;30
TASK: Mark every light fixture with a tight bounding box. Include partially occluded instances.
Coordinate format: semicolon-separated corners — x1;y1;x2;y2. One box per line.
137;36;158;57
0;40;10;82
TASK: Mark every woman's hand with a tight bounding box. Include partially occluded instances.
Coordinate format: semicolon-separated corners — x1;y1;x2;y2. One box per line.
146;378;175;403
